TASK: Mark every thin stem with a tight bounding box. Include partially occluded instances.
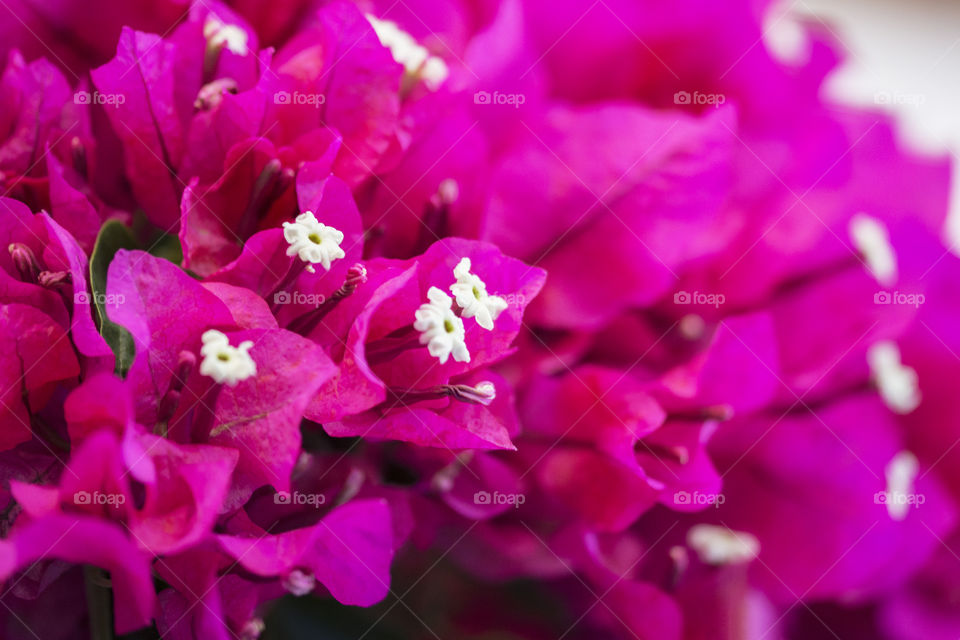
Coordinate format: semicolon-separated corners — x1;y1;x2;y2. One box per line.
84;565;114;640
268;260;306;313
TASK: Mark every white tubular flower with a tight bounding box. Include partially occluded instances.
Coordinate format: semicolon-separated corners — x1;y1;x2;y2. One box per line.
414;287;470;364
199;330;257;386
687;524;759;565
850;213;897;286
204;15;249;55
884;451;919;521
867;341;920;414
420;56;450;90
450;257;508;331
282;211;346;273
366;14;449;90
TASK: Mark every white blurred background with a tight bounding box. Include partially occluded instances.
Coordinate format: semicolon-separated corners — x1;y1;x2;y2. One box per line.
765;0;960;243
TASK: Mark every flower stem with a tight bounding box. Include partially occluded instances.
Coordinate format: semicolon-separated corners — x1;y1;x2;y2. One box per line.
268;259;306;313
84;565;114;640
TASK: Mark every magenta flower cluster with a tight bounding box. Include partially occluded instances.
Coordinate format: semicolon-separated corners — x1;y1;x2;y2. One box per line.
0;1;958;639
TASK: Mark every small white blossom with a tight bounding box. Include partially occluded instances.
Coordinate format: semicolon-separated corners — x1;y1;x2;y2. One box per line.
450;257;508;331
867;341;920;414
884;451;919;521
850;213;897;286
687;524;759;565
282;569;316;596
204;15;249;56
414;287;470;364
420;56;450;90
199;330;256;386
366;14;449;90
282;211;345;273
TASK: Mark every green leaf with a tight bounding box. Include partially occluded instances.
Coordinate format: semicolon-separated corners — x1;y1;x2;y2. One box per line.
133;209;183;264
147;231;183;263
89;220;137;377
263;595;407;640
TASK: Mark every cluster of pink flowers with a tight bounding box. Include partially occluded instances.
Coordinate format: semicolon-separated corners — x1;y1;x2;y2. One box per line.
1;1;958;639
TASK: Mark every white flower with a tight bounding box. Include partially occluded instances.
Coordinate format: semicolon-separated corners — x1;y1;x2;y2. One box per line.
687;524;759;565
867;341;920;414
204;15;249;56
366;14;449;90
414;287;470;364
199;330;256;386
883;451;919;521
850;213;897;286
450;257;508;331
420;56;450;90
282;569;316;596
282;211;346;273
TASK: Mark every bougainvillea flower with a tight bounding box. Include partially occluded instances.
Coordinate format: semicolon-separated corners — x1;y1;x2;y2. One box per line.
272;1;402;185
217;498;395;606
710;394;956;602
0;200;108;358
483;104;734;329
0;511;155;633
0;51;70;174
0;303;79;451
306;238;543;446
106;250;336;500
205;170;364;300
155;555;272;640
517;365;727;531
91;28;189;229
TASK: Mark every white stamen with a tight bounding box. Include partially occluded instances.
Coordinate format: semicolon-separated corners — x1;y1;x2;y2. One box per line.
850;213;897;286
687;524;759;565
414;287;470;364
282;211;346;273
282;569;316;596
884;451;919;521
204;15;249;56
199;330;256;386
366;15;449;91
450;257;508;331
867;341;920;414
